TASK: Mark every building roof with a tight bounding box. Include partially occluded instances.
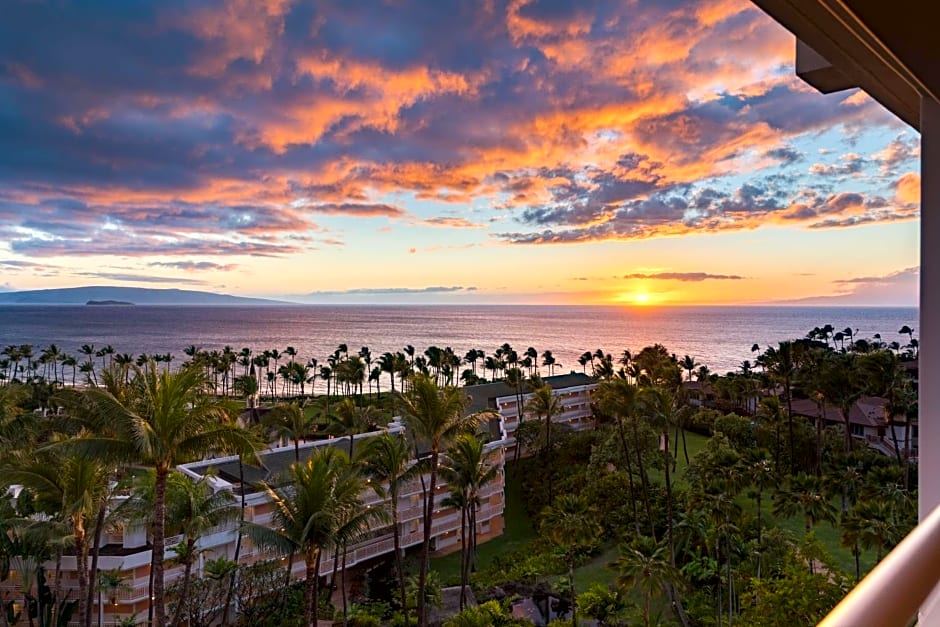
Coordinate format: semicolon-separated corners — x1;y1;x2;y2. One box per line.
183;428;397;490
464;372;595;414
790;395;897;428
752;0;938;129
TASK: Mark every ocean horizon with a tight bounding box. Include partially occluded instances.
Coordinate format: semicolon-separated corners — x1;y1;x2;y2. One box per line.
0;304;918;384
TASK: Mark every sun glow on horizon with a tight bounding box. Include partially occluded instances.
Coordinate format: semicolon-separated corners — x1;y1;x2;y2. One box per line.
612;290;661;306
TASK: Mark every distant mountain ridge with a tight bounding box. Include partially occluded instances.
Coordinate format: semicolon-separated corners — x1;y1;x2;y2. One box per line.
0;286;287;305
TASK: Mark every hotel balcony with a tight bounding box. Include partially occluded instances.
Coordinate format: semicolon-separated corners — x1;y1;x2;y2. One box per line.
749;0;937;623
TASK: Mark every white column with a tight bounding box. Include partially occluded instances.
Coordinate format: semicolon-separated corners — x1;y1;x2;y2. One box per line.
919;96;940;621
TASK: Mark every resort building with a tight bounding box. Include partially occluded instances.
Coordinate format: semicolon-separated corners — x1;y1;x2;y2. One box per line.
789;396;916;458
464;372;598;456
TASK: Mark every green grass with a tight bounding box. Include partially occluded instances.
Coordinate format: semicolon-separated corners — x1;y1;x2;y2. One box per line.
572;546;619;591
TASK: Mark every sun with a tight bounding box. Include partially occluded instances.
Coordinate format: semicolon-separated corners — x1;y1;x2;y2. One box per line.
634;292;651;305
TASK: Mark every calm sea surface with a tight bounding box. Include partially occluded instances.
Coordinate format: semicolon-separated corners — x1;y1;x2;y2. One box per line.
0;305;918;380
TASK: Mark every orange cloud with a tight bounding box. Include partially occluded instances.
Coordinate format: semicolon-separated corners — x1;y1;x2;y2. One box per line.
896;173;920;204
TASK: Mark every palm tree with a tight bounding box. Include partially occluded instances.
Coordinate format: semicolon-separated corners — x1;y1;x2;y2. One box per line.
613;536;682;627
816;351;863;455
639;386;689;566
359;433;419;623
264;402;317;462
2;447;110;627
245;447;379;627
540;493;602;627
523;384;561;502
541;350;558;376
331;397;378;458
398;375;489;627
56;364;255;627
440;433;499;609
773;473;837;537
595;378;653;537
762;341;797;473
679;355;698;382
161;471;238;627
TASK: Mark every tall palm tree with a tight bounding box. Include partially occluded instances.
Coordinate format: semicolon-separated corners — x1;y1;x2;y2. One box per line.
596;378;654;537
679;355;698;382
331;397;377;458
762;341;797;473
639;386;689;566
541;493;602;627
613;536;683;627
523;384;561;501
245;447;379;627
165;471;237;627
3;446;109;627
56;364;255;627
440;433;499;609
359;433;419;623
816;351;863;455
398;375;489;627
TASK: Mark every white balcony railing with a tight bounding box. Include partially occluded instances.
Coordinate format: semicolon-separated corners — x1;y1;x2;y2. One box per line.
820;505;940;626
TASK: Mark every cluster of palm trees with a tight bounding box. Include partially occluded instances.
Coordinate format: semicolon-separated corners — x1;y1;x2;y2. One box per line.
0;354;506;627
1;363;255;627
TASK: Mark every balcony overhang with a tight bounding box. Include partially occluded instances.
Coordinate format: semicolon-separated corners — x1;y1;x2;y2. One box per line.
751;0;938;130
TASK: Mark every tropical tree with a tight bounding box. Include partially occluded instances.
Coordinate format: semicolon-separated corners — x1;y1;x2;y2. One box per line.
359;433;419;622
773;473;837;537
2;446;110;627
245;447;379;627
762;341;797;473
541;493;602;627
162;471;238;627
595;378;653;537
524;384;561;503
398;375;489;627
264;402;317;462
613;536;682;627
55;364;255;627
440;433;499;609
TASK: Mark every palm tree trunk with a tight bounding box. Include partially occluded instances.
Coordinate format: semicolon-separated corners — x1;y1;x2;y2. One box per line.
417;452;439;627
663;430;675;566
903;414;913;490
632;419;656;540
85;502;107;627
152;466;170;627
147;557;155;627
786;385;795;475
341;543;349;626
304;551;317;627
54;549;63;627
458;504;467;610
282;550;295;622
223;456;247;626
568;551;577;627
615;417;641;535
74;526;88;627
391;495;408;626
170;543;195;627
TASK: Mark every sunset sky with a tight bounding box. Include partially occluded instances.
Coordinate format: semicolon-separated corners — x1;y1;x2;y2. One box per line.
0;0;920;306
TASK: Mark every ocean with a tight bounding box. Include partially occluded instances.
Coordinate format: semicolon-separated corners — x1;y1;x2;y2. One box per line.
0;305;918;382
